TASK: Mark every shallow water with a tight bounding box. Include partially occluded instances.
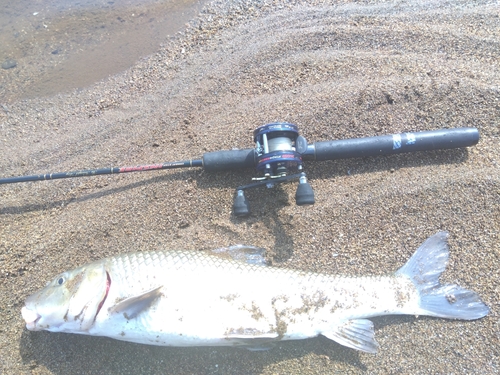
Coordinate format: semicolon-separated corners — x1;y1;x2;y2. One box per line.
0;0;206;101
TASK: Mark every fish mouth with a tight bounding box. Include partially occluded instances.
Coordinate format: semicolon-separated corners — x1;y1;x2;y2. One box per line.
21;306;41;331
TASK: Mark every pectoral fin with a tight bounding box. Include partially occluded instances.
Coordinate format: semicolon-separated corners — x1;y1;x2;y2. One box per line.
322;319;379;353
108;286;163;320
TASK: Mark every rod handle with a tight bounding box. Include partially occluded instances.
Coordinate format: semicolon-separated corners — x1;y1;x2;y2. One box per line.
309;127;479;161
202;149;256;172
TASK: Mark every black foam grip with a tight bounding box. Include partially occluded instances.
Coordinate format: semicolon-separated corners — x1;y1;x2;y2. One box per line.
202;149;256;171
312;127;479;161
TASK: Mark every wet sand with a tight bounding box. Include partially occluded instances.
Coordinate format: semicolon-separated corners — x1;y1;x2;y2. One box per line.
0;0;206;101
1;0;499;374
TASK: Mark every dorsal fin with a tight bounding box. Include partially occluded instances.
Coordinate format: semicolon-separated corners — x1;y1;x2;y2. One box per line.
211;245;268;266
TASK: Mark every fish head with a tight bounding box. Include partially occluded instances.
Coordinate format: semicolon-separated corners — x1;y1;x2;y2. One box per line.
21;263;110;333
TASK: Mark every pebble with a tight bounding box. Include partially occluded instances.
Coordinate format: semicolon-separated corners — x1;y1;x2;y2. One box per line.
1;59;17;69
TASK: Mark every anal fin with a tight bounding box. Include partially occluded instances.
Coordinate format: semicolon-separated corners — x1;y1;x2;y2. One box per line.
322;319;379;354
108;286;163;320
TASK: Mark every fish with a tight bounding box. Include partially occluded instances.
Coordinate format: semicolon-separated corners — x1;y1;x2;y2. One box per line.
21;231;489;353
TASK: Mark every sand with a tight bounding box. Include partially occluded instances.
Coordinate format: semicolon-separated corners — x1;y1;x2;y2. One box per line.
1;0;499;374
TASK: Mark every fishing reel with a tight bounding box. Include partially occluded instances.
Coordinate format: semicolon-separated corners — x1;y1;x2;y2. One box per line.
233;123;314;217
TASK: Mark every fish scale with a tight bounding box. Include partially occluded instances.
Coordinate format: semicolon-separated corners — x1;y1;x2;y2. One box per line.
21;232;489;353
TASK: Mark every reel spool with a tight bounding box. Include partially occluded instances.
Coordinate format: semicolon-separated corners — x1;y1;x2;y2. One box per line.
254;122;304;178
233;122;315;217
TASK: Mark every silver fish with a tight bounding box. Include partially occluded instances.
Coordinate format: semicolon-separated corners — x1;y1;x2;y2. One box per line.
21;232;488;353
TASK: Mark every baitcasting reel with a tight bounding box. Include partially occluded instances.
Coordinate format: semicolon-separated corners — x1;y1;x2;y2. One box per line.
233;122;314;217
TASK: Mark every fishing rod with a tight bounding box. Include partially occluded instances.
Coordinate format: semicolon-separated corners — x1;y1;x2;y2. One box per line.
0;123;479;216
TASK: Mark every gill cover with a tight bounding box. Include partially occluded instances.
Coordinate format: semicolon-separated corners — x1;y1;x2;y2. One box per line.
23;263;108;333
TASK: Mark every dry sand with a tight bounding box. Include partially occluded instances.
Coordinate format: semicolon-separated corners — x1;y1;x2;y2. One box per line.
1;0;499;374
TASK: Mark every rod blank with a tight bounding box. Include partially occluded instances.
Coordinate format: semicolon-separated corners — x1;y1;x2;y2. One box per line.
0;160;202;184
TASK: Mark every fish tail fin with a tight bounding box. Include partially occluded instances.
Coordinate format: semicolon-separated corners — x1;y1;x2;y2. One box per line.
396;231;489;320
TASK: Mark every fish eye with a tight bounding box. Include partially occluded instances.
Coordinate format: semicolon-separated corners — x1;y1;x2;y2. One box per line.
56;276;65;285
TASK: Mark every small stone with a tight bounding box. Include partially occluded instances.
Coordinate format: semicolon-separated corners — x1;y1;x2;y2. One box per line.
178;220;190;229
1;59;17;69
